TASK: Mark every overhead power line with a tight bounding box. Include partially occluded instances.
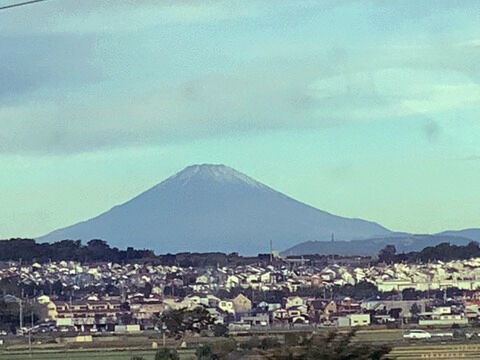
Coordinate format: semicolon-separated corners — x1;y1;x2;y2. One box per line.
0;0;51;11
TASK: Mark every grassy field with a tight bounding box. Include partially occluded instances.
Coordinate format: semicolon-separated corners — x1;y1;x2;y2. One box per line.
390;343;480;360
4;344;480;360
1;330;479;360
1;350;154;360
0;349;197;360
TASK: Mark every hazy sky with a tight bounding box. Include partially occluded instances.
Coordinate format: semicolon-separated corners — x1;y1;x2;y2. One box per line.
1;0;480;239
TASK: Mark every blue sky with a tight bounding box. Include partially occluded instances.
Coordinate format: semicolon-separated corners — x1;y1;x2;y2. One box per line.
1;0;480;238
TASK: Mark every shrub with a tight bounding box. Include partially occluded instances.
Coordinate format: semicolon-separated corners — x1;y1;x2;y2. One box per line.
155;348;179;360
260;337;280;349
240;336;261;350
212;324;228;337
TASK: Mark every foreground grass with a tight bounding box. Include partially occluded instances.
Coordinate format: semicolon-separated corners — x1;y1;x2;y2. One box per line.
0;348;197;360
1;350;151;360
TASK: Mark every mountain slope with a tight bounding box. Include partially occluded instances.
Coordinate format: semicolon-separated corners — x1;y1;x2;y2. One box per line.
436;229;480;242
282;234;476;256
37;164;391;254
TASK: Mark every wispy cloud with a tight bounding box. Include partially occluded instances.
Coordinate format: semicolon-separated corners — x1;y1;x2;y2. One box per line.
1;0;480;154
461;155;480;161
1;0;322;34
0;33;104;103
2;39;480;154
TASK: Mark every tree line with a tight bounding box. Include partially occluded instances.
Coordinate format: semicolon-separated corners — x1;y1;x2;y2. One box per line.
0;238;154;263
378;241;480;264
0;238;267;266
3;237;479;266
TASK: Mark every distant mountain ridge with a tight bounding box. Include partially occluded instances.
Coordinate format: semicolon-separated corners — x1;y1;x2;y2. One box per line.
282;234;478;256
37;164;391;254
436;229;480;242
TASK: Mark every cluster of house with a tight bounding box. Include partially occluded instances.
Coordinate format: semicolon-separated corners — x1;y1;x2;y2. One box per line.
32;292;480;334
376;259;480;292
4;257;480;333
35;293;384;332
4;257;480;295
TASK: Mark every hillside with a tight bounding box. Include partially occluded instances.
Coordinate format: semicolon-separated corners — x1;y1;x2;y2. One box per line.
282;234;476;256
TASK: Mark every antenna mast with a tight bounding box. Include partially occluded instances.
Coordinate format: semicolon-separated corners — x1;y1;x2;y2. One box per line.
269;240;273;264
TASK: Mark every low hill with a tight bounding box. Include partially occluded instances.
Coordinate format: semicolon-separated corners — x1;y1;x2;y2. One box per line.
282;234;476;256
436;229;480;242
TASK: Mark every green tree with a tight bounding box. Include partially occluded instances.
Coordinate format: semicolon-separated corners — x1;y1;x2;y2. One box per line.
335;282;379;300
161;307;214;339
212;324;228;337
154;348;179;360
410;303;421;322
378;245;397;264
196;340;237;360
196;345;218;360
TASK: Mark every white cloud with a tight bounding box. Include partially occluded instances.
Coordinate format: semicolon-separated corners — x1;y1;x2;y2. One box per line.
2;48;480;155
2;1;480;154
1;0;322;35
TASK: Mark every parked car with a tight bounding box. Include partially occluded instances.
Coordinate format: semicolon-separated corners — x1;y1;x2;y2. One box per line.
432;331;454;338
57;326;74;333
32;326;50;334
228;322;251;331
403;329;432;339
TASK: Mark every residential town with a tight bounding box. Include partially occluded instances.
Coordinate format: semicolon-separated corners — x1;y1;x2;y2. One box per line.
3;255;480;336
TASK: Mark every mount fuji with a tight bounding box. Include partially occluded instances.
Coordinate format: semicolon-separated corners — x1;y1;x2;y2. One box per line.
37;164;392;254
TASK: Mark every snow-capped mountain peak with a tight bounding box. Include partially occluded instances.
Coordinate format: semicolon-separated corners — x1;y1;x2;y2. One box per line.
164;164;269;190
37;164;391;254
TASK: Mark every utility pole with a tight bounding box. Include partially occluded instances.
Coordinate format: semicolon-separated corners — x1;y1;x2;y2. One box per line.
29;311;33;357
269;240;273;264
18;298;23;331
162;323;167;347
